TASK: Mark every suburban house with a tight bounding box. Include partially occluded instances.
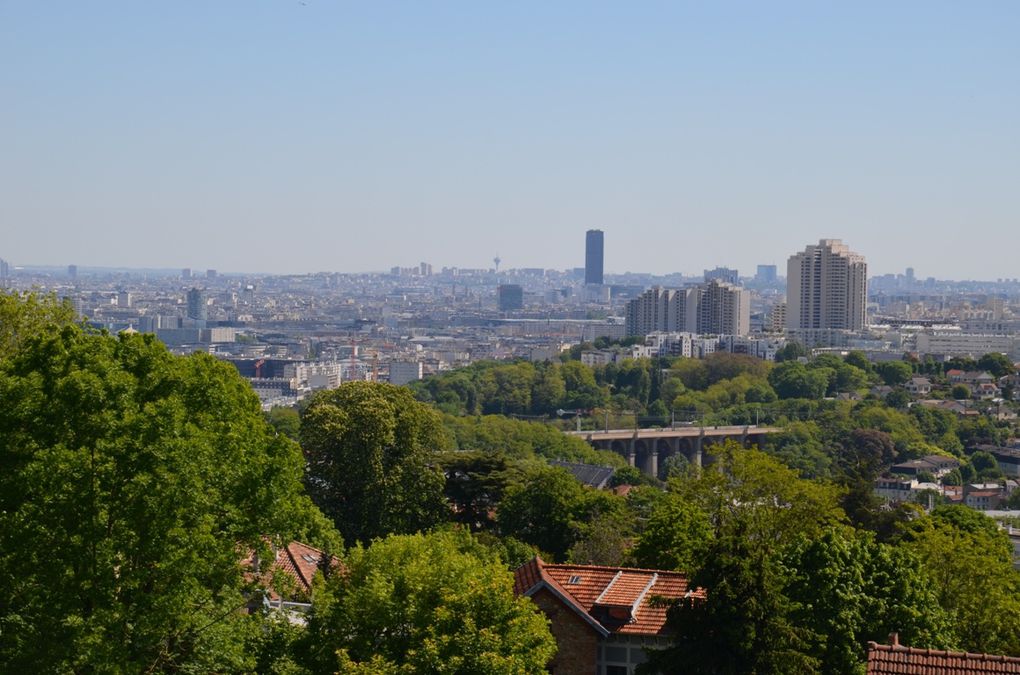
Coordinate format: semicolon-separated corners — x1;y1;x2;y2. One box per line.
947;370;996;387
983;446;1020;477
889;455;960;479
916;399;979;416
904;377;932;395
243;540;338;617
867;634;1020;673
514;556;703;675
550;460;617;490
965;489;1003;511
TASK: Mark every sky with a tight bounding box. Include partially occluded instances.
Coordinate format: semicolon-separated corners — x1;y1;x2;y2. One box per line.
1;2;1018;278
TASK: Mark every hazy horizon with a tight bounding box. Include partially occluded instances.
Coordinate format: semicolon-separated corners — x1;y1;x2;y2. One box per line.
3;2;1018;278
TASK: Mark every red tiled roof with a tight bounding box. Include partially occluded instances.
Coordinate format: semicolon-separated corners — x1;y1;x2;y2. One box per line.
243;541;340;601
513;556;702;636
867;641;1020;674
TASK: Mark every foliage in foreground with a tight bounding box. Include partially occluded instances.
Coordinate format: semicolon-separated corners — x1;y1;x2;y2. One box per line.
0;320;333;672
301;530;556;674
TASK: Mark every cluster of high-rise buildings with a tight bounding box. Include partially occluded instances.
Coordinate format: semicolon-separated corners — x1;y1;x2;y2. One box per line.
622;238;868;345
625;281;750;337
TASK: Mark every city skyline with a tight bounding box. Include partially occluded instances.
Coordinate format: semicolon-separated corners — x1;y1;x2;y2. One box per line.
3;3;1019;278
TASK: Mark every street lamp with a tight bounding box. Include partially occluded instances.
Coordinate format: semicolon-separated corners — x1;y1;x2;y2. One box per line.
556;408;585;432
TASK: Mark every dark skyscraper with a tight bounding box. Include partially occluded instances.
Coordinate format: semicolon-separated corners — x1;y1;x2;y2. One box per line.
497;284;523;311
585;229;604;285
186;287;207;324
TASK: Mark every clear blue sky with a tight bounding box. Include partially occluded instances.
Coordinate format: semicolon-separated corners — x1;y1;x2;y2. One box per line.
2;1;1018;278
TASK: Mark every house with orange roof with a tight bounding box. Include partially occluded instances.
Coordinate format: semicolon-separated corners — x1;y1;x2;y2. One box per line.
514;556;702;675
243;541;340;618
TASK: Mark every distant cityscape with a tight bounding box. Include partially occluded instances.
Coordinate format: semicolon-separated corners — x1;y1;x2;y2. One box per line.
3;231;1020;411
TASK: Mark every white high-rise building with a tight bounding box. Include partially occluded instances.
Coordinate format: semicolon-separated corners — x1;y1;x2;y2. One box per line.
696;279;750;336
625;282;749;337
786;239;867;332
625;287;696;337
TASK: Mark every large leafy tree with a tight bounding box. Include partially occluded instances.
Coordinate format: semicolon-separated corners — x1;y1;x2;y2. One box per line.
497;465;625;560
0;323;326;672
302;530;556;674
900;506;1020;655
768;361;829;400
0;290;76;359
783;528;954;673
631;490;714;573
642;442;845;674
301;381;448;546
977;352;1015;378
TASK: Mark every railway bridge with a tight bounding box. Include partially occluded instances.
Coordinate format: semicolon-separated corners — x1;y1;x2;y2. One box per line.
567;425;781;478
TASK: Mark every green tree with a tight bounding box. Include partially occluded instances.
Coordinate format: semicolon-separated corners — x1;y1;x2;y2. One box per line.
670;358;710;390
567;510;635;566
901;507;1020;654
951;384;971;400
844;350;873;373
764;420;833;479
478;363;535;415
876;360;913;386
530;364;566;414
560;360;608;409
631;492;714;572
837;428;896;483
702;352;771;386
266;405;302;441
775;341;809;362
301;382;448;546
0;324;328;672
642;442;845;674
885;388;911;409
0;290;77;359
978;352;1015;378
768;361;829;399
440;451;524;532
303;530;556;674
497;465;625;560
783;528;954;673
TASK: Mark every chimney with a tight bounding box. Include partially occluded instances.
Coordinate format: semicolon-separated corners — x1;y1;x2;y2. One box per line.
888;632;900;647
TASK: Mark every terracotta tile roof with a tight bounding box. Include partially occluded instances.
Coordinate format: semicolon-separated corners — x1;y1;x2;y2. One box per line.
243;541;340;601
513;556;702;636
867;640;1020;673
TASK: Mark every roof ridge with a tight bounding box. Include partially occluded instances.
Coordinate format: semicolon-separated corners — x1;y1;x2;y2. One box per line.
287;540;330;556
868;642;1020;664
630;573;658;620
544;562;687;575
593;570;624;605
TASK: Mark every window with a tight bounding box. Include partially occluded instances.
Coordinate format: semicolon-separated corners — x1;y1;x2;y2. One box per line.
567;575;582;585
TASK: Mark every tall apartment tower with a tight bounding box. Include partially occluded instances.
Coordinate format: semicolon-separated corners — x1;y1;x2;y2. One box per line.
625;287;695;336
786;239;867;331
585;229;604;285
696;280;750;336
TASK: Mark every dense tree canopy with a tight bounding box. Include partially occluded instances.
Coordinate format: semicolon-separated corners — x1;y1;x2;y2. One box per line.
301;382;449;546
0;323;331;672
302;530;556;674
0;291;77;359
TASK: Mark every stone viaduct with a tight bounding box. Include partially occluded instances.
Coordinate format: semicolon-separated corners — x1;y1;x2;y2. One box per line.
567;425;781;478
